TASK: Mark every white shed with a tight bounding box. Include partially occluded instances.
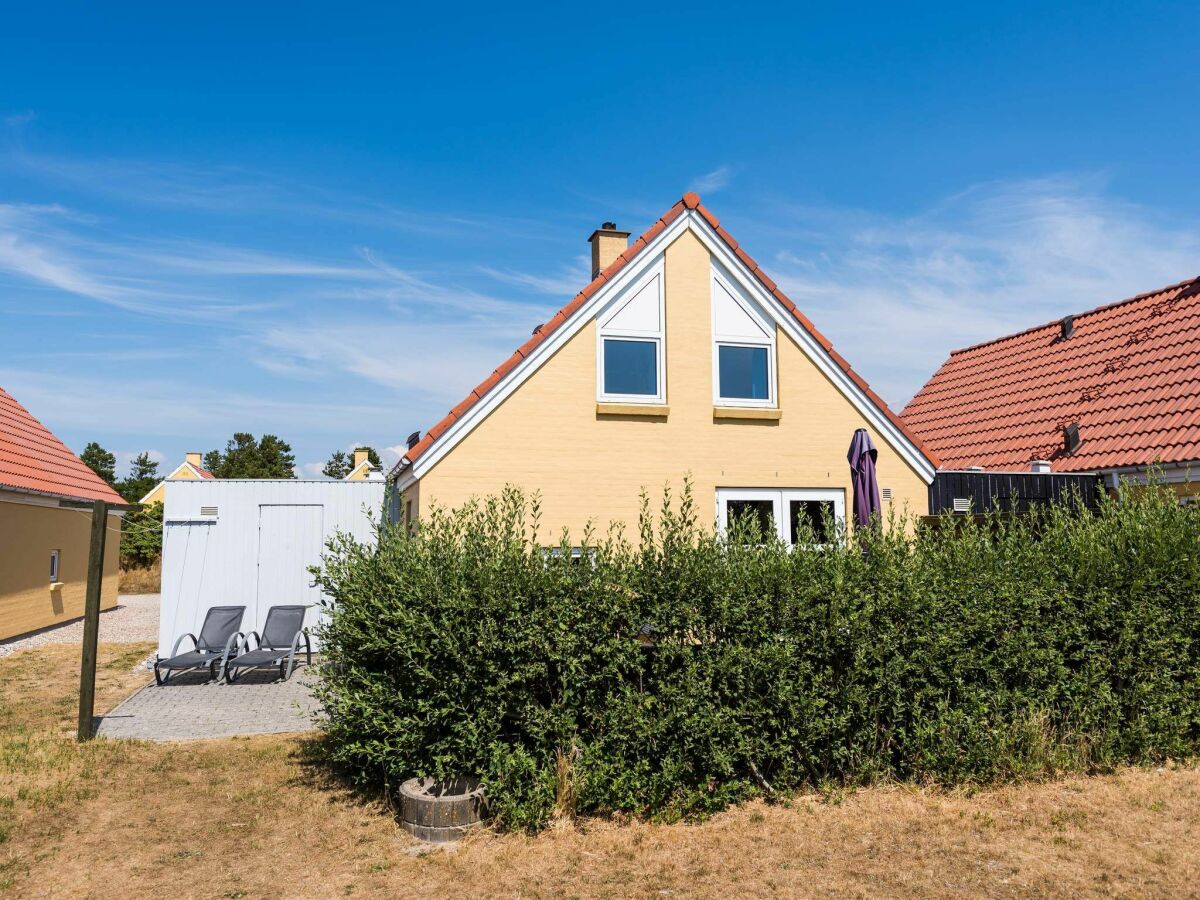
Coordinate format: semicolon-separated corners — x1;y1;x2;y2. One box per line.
158;479;384;657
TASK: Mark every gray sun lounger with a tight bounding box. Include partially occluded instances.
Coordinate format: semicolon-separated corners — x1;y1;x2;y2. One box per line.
155;605;245;685
224;605;312;683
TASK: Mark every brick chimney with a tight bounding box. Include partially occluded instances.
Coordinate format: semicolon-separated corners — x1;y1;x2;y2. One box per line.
588;222;630;278
185;452;202;468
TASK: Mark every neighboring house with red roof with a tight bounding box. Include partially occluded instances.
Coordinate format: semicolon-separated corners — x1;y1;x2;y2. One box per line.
1;385;124;640
139;451;215;506
902;276;1200;500
389;193;940;543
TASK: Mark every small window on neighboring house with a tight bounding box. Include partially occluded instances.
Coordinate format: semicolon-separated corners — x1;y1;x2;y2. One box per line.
712;267;776;407
405;500;413;527
597;267;665;404
49;550;60;582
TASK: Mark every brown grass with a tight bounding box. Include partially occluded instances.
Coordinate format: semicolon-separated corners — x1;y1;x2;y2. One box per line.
2;645;1198;899
118;561;161;593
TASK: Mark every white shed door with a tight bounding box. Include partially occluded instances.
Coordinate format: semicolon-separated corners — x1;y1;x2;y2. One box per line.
255;504;325;631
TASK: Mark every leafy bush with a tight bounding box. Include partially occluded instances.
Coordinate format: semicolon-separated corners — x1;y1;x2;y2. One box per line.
119;501;162;570
312;481;1200;830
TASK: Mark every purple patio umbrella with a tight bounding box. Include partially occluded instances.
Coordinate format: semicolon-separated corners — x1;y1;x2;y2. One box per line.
847;428;882;530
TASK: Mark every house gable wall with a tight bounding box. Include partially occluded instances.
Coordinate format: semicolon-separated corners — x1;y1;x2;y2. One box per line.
0;498;119;640
414;229;929;541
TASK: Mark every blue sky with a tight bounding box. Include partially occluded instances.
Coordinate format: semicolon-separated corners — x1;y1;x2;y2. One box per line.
2;1;1199;478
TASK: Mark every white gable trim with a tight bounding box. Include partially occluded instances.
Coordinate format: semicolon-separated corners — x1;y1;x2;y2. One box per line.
401;209;936;485
404;212;691;482
688;217;936;482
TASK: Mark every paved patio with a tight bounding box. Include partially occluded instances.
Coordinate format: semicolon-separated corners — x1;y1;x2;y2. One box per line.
96;665;322;741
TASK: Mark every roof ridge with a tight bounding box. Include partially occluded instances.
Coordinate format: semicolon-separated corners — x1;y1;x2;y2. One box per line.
397;193;941;473
948;274;1200;357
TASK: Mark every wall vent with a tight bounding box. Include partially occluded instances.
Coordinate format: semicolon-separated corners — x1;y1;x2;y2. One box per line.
952;498;971;514
200;506;219;517
880;487;893;502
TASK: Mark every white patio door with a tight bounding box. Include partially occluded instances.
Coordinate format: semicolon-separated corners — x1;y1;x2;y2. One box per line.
255;504;325;637
716;488;846;546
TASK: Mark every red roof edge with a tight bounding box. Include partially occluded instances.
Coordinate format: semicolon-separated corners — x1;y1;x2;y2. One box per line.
401;195;941;471
949;274;1200;357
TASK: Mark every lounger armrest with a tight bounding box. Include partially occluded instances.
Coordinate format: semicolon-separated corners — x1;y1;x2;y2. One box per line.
236;631;263;654
289;628;310;655
218;631;244;668
167;632;198;658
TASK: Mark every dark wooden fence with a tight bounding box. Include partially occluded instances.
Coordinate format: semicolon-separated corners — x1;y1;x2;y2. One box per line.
928;470;1102;516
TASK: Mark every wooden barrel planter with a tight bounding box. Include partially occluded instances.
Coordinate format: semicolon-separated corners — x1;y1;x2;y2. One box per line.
399;776;486;843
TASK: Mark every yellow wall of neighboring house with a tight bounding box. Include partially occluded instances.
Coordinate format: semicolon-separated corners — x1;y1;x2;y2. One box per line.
0;498;120;641
413;229;929;542
140;463;202;506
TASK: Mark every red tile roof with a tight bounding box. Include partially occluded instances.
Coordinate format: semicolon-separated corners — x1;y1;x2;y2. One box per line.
901;276;1200;472
399;194;940;472
0;386;125;503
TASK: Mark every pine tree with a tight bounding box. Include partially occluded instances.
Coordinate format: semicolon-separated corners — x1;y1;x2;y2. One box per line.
203;433;296;478
118;452;161;503
80;442;117;486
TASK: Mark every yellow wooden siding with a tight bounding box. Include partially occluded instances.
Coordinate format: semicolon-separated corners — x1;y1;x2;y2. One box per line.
0;500;120;641
141;462;203;506
414;229;929;541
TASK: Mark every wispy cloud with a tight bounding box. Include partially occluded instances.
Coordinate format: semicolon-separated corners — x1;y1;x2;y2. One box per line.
688;165;733;196
765;175;1200;408
477;255;591;297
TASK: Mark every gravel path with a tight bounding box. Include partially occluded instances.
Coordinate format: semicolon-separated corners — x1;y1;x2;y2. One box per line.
0;594;160;659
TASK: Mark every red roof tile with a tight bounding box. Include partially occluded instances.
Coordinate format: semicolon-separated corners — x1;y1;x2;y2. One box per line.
401;195;940;470
901;276;1200;472
0;386;125;503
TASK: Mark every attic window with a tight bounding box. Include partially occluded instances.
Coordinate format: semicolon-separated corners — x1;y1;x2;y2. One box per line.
596;267;665;404
712;266;776;407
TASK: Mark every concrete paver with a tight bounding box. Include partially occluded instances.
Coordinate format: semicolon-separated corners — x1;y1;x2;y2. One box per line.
96;666;321;741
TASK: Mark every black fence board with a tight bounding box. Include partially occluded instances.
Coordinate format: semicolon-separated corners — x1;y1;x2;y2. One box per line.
929;470;1102;515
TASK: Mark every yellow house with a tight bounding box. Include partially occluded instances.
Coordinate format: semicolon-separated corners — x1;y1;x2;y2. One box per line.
344;448;383;481
139;451;214;506
1;386;124;641
389;194;941;543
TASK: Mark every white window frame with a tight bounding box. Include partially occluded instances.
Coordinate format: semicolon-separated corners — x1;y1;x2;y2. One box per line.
49;549;60;582
596;264;666;404
711;268;776;408
716;488;845;547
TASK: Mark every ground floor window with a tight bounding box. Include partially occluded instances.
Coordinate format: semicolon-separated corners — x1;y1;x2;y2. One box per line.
49;549;60;581
717;488;845;546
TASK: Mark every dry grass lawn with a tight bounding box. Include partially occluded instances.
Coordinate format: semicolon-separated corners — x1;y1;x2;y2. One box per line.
2;644;1198;899
118;561;161;593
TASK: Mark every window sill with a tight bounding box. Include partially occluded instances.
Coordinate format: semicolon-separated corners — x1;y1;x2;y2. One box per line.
713;406;781;421
596;403;670;418
50;582;63;591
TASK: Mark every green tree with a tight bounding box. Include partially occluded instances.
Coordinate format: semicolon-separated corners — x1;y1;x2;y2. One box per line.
120;502;163;569
80;442;116;486
323;451;352;480
117;452;161;503
203;432;296;478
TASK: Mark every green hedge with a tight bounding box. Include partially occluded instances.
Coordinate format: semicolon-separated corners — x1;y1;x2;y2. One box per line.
312;481;1200;830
